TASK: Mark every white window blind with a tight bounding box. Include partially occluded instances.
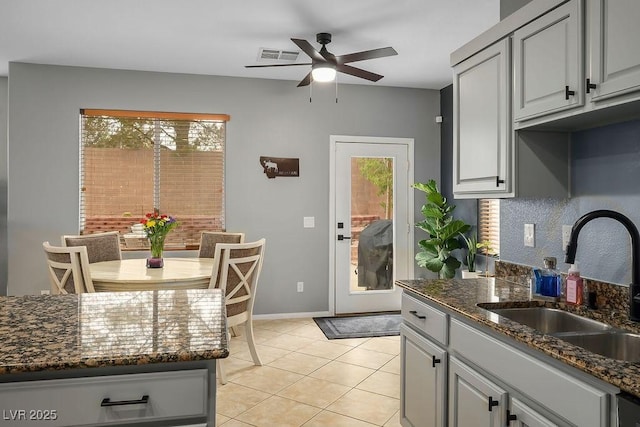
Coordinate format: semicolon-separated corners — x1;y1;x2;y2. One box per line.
79;109;229;249
478;199;500;256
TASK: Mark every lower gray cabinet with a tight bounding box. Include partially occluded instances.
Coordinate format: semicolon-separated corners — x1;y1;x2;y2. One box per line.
448;356;506;427
400;324;446;427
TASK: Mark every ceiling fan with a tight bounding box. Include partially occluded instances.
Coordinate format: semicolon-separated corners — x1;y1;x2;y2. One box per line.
245;32;398;87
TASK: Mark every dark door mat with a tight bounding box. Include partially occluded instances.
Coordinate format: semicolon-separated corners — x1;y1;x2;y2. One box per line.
313;313;402;339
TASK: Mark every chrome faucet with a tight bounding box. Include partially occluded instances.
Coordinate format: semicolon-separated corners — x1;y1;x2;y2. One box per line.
564;209;640;321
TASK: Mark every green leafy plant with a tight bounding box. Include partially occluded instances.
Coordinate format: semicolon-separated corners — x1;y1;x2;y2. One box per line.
460;231;478;272
413;180;470;279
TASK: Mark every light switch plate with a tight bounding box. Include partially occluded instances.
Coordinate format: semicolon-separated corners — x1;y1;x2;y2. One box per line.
303;217;315;228
524;223;535;247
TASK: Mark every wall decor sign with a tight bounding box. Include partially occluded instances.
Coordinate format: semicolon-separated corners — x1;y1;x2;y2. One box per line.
259;156;300;179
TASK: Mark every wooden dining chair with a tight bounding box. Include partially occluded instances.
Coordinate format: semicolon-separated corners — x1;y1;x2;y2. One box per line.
197;231;245;258
209;238;266;384
61;231;122;263
43;242;95;293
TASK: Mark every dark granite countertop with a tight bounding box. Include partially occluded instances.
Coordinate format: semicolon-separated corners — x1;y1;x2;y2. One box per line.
0;289;229;375
397;277;640;398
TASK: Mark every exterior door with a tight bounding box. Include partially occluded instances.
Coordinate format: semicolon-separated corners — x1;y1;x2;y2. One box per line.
330;136;413;314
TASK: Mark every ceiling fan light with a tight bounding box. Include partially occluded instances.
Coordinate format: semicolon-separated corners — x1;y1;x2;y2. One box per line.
311;65;336;82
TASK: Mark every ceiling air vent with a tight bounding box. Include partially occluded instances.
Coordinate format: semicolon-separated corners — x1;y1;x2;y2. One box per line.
257;48;300;62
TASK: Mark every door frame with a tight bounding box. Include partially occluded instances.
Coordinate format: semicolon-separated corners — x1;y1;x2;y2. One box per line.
328;135;415;316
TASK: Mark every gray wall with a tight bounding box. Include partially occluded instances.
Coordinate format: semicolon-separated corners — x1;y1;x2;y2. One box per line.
0;77;7;295
501;120;640;285
6;63;441;314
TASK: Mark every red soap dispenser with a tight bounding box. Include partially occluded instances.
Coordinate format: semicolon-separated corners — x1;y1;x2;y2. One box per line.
566;262;583;305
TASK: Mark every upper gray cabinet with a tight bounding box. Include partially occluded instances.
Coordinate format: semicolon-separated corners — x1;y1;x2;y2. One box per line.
453;39;511;198
587;0;640;102
513;0;640;128
513;0;583;121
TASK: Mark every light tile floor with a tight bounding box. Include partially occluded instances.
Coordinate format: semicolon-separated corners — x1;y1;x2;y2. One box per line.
216;317;402;427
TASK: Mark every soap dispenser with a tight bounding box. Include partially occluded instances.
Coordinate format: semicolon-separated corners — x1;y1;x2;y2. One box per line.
566;262;584;305
539;257;562;299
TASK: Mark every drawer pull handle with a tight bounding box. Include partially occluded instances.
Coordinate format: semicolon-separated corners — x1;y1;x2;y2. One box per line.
101;395;149;407
488;396;499;412
432;355;441;368
409;310;426;320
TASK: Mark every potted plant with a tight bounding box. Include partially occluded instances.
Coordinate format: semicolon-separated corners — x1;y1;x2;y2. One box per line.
460;231;479;278
413;180;470;279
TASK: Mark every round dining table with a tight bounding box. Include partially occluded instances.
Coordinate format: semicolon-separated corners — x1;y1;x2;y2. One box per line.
89;257;216;292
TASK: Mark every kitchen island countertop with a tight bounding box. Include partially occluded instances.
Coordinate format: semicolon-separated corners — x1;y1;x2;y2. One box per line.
0;289;228;375
397;277;640;398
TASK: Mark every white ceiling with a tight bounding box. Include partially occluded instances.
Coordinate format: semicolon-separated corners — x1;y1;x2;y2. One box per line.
0;0;500;90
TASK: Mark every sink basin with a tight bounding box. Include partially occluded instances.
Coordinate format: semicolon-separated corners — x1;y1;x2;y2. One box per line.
559;332;640;362
488;307;613;334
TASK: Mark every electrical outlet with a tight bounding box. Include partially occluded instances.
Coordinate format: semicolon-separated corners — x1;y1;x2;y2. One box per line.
297;282;304;292
524;223;535;247
562;225;573;252
40;290;50;295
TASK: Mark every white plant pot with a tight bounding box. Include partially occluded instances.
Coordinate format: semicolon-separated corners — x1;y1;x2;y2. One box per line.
461;270;480;279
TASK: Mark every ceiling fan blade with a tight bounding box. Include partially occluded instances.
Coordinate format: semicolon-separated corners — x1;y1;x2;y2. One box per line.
291;38;326;62
245;63;311;68
297;72;312;87
336;64;384;82
335;47;398;64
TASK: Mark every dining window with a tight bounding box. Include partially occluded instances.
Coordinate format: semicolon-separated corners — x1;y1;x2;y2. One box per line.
79;109;229;249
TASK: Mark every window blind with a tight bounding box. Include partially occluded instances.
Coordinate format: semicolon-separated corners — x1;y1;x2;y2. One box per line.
79;109;228;248
478;199;500;256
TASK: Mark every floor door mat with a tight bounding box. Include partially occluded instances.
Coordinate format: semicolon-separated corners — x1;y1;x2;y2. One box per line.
313;313;402;339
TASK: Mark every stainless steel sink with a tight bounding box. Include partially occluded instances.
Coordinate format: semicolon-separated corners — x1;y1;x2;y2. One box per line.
488;307;613;334
483;305;640;361
559;332;640;362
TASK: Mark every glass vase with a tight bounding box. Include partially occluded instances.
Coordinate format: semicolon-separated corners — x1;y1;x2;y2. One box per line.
147;234;166;268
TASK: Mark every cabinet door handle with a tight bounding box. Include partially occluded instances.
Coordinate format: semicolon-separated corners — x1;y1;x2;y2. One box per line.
506;409;518;424
586;78;597;93
337;234;351;241
432;355;441;368
101;395;149;407
496;176;505;187
409;310;426;320
565;85;576;100
488;396;499;412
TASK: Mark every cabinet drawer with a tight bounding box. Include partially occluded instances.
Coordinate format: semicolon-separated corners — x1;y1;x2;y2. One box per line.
402;293;448;345
0;369;208;426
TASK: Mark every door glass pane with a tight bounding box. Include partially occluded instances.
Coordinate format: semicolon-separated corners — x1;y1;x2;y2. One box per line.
351;157;394;293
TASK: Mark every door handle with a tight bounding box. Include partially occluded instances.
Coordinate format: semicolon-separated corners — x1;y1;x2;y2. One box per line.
565;85;576;100
337;234;352;241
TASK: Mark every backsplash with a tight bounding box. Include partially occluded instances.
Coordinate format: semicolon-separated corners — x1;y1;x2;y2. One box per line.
500;119;640;286
495;260;630;317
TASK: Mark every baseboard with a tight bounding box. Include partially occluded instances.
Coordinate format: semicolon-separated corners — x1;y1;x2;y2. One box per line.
253;311;331;320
